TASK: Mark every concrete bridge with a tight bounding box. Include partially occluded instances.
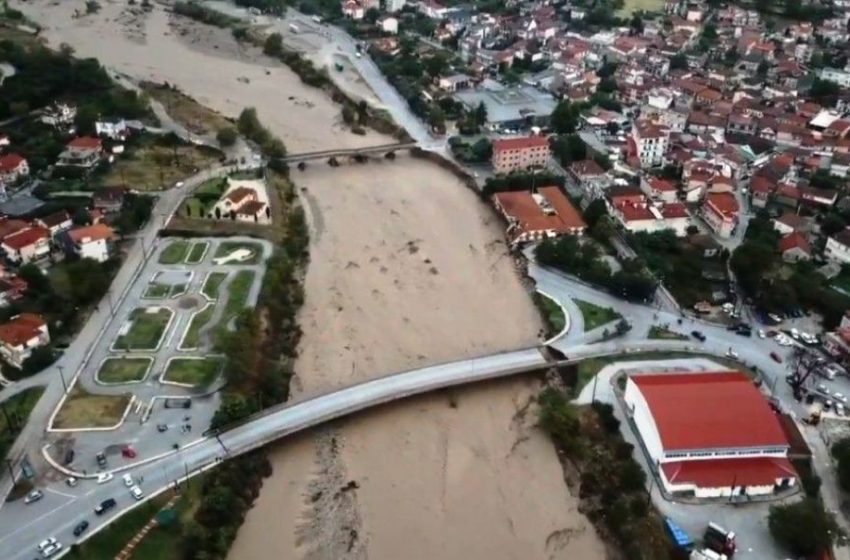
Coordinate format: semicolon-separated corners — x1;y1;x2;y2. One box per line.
280;141;418;163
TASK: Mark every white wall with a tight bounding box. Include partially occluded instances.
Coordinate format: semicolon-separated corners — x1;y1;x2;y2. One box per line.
79;239;110;263
623;377;665;463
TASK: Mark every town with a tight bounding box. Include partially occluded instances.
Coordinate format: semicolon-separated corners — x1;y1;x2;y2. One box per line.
1;0;850;559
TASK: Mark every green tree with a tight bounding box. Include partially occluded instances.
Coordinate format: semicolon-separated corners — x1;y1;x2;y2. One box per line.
768;499;841;557
669;53;688;70
474;102;487;126
551;100;580;134
551;134;586;166
263;33;284;57
216;127;238;147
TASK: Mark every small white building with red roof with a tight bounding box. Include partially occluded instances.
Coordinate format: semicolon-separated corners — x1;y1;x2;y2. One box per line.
1;227;50;265
0;153;29;185
624;371;797;498
58;136;103;169
0;313;49;368
701;192;739;238
66;223;116;263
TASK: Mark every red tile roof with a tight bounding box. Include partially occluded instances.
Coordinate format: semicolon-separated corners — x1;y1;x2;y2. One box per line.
492;136;549;153
704;192;739;217
2;227;49;250
68;136;102;150
493;187;586;237
631;371;789;451
661;457;797;488
570;159;605;177
661;203;689;219
649;178;676;192
68;223;115;244
225;186;255;204
0;313;46;347
779;232;811;255
0;154;26;173
236;200;266;216
0;219;29;240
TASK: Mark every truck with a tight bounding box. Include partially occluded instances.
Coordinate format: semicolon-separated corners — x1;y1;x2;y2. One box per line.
665;517;694;552
691;549;728;560
704;522;736;557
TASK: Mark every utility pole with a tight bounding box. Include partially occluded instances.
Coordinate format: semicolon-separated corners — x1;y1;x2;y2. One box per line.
57;365;68;394
591;372;599;403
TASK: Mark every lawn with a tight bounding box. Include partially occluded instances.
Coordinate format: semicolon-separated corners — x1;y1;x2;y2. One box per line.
64;494;173;560
186;242;209;264
114;308;172;351
51;387;131;430
163;358;223;387
213;270;255;341
202;272;227;300
617;0;664;15
0;388;44;461
159;240;191;264
213;241;263;264
536;293;566;334
648;325;688;341
575;299;621;331
180;303;215;350
99;140;220;192
142;283;171;299
96;357;152;384
128;481;204;560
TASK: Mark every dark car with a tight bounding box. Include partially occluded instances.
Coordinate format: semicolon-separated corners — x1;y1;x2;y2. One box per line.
735;328;752;337
96;452;107;469
691;330;706;342
94;498;116;516
770;352;783;363
73;520;89;537
63;449;74;466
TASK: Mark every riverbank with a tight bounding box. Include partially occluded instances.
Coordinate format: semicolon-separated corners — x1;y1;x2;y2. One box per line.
12;2;607;559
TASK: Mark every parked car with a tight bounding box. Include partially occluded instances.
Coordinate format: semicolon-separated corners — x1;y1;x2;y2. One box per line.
691;331;706;342
63;449;74;466
770;352;782;363
94;498;116;515
24;489;43;504
41;540;62;558
130;485;144;501
66;477;78;487
37;538;57;552
96;472;113;484
123;474;134;488
72;520;89;537
758;329;766;339
122;446;137;459
96;452;107;469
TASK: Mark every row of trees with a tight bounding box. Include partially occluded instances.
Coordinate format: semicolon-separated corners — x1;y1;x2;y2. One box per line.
536;235;658;302
237;107;288;171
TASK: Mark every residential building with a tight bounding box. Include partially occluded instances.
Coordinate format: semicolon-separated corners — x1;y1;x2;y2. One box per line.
0;275;27;307
820;67;850;88
1;227;50;264
608;189;690;236
35;211;73;238
624;371;796;498
40;102;76;128
631;121;670;168
93;187;126;214
491;136;551;174
0;154;29;185
0;313;50;368
701;192;739;238
826;229;850;264
57;137;103;169
779;232;811;262
641;176;678;203
66;224;116;263
492;186;586;245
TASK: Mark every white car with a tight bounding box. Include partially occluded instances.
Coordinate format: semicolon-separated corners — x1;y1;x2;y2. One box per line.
25;489;43;504
66;477;78;487
37;538;57;551
758;329;766;339
835;393;848;404
838;403;846;416
123;474;134;488
42;542;62;558
130;485;144;500
791;328;800;340
97;472;114;484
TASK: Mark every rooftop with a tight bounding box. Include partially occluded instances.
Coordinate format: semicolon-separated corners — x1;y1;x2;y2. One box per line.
631;371;789;452
492;135;549;152
454;85;558;124
68;223;115;244
0;313;46;347
493;186;586;236
661;456;796;488
2;227;49;250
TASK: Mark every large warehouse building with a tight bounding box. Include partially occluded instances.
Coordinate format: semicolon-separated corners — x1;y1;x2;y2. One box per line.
623;371;797;499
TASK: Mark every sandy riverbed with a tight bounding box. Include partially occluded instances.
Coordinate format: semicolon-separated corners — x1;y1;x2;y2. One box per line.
13;2;607;559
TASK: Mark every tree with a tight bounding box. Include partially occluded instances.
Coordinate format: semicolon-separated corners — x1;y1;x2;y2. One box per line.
216;127;238;147
474;102;487;126
597;77;618;94
18;264;51;294
768;499;841;557
263;33;284;57
669;53;688;70
551;134;586;166
810;78;841;99
364;7;380;23
822;213;846;236
551;100;580;134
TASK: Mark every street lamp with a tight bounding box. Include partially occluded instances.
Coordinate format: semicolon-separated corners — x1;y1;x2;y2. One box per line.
57;365;68;394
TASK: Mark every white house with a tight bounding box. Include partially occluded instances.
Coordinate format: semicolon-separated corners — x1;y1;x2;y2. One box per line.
826;229;850;264
1;227;50;264
632;121;670;168
0;313;50;368
66;223;115;263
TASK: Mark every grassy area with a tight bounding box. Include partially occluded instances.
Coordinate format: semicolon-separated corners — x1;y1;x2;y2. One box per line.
128;480;204;560
159;240;191;264
213;270;255;341
648;325;688;341
186;242;209;264
96;357;151;384
143;283;171;299
99;140;220;192
51;386;131;429
213;241;263;264
163;358;223;387
180;178;228;219
202;272;227;300
140;82;233;136
114;308;172;350
617;0;664;15
536;293;566;334
181;303;215;350
575;299;621;330
0;388;44;461
64;494;173;560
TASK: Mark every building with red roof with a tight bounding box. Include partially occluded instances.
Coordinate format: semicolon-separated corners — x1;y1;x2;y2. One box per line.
66;223;116;263
492;186;586;245
1;227;50;265
607;189;691;236
624;371;797;498
778;232;811;262
0;313;49;368
0;153;29;186
491;136;551;174
701;192;739;239
58;136;103;169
